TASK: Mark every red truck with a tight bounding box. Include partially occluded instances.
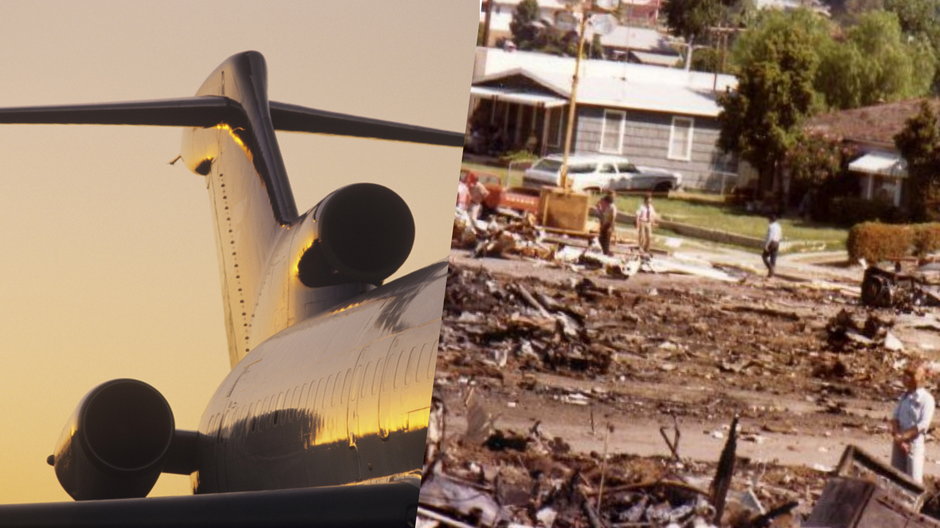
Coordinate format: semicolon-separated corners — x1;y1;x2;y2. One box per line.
461;169;540;215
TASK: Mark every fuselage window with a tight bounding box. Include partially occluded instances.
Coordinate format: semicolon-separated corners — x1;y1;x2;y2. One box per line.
312;378;322;408
348;367;359;403
259;396;270;429
274;392;284;426
361;361;373;399
395;348;409;389
373;358;384;395
339;370;348;404
417;344;429;382
325;374;334;408
406;346;418;385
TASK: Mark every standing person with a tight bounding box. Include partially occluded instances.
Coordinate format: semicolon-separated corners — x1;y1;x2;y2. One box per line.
762;214;782;278
468;173;489;220
594;191;617;255
635;193;656;254
456;172;470;212
891;361;935;483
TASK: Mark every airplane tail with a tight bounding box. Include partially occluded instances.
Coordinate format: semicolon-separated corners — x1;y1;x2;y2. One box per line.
0;51;462;367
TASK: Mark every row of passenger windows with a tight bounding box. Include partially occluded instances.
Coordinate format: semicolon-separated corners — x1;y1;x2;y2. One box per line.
212;339;439;438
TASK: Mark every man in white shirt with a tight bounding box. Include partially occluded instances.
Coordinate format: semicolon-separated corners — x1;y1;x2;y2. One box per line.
635;194;656;254
891;361;935;483
762;214;782;278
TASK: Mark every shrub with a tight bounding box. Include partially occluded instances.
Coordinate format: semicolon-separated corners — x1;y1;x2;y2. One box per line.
847;222;913;263
913;223;940;257
828;196;905;226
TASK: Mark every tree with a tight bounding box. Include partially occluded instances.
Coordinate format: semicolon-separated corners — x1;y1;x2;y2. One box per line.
662;0;724;44
847;11;935;104
662;0;737;67
883;0;939;39
719;9;825;193
815;11;935;109
510;0;541;50
894;101;940;221
883;0;940;93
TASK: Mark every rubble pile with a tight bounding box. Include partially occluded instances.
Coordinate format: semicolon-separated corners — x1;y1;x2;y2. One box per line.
439;262;914;402
453;210;555;261
452;210;645;278
425;253;940;526
419;418;825;528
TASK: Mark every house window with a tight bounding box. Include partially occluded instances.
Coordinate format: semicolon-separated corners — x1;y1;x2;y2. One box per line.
547;108;564;148
668;117;694;161
599;109;625;154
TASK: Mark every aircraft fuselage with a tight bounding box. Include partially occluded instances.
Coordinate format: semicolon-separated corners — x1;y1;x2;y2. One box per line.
192;262;444;493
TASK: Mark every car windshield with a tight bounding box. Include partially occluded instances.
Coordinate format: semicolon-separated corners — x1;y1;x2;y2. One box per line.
533;159;563;172
569;163;594;174
617;162;638;173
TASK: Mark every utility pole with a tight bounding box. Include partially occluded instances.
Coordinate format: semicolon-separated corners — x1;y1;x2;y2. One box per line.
559;0;616;191
559;9;590;191
481;0;495;47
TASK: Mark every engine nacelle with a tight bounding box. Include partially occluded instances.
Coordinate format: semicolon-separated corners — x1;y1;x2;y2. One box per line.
51;379;175;500
298;183;415;287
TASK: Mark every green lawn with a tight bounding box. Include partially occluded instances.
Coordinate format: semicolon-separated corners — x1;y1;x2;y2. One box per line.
614;194;847;250
460;162;848;251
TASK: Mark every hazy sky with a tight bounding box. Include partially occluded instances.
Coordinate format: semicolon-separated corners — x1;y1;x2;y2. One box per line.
0;1;477;503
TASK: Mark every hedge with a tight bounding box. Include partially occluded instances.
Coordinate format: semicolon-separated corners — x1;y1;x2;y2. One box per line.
847;222;940;263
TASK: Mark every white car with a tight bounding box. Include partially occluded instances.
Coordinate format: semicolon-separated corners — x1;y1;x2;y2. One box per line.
522;154;682;192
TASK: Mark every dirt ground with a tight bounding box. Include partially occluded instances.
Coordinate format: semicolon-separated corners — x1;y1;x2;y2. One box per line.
420;247;940;527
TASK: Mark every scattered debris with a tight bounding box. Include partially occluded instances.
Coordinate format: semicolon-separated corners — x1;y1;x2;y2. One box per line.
426;248;940;527
861;265;940;311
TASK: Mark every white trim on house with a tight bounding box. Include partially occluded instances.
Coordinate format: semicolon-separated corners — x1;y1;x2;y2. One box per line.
668;116;694;161
599;109;626;154
469;85;568;108
850;151;906;207
848;151;907;177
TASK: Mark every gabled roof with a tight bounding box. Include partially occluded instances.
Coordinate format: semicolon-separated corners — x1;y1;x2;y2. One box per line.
585;25;674;53
804;98;940;149
474;66;729;117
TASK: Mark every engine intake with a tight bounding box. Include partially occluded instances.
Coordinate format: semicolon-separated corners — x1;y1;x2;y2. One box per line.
298;183;414;287
51;379;175;500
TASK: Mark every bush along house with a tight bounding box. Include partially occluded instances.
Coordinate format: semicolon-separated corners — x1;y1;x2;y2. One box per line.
466;48;739;192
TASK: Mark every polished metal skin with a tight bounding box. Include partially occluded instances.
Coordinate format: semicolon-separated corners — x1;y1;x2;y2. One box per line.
0;51;459;526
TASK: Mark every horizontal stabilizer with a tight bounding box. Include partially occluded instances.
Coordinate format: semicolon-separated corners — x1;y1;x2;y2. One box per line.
0;481;419;528
0;97;235;127
0;97;464;147
270;101;464;147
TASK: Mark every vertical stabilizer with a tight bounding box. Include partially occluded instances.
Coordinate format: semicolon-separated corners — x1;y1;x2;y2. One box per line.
181;52;298;367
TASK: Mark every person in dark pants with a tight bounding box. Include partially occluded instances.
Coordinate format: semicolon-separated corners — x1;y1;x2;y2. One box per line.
594;191;617;255
762;213;782;278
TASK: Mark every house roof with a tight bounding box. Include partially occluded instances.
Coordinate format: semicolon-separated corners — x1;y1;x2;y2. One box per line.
475;66;731;117
804;98;940;149
475;48;735;91
628;50;681;67
585;25;674;53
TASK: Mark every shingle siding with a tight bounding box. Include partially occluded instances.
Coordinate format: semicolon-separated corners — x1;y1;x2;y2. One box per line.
572;106;736;191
